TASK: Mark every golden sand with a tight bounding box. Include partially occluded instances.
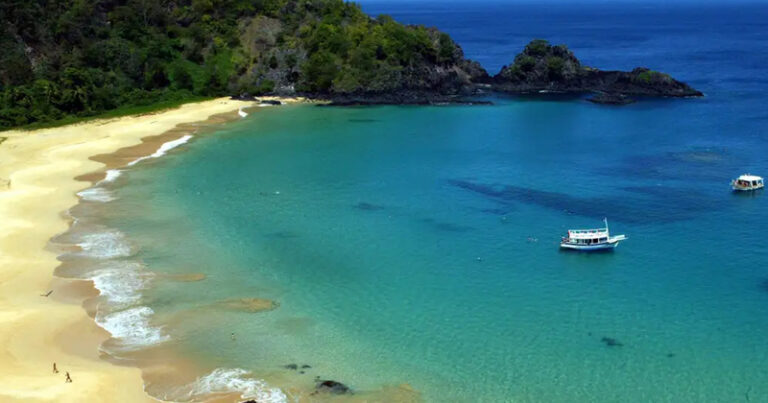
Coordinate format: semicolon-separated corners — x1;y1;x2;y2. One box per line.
0;97;302;402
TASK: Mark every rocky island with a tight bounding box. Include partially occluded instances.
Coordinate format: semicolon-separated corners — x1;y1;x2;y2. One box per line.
491;39;703;104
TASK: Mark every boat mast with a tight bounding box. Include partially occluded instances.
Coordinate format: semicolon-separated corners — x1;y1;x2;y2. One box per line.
604;217;609;233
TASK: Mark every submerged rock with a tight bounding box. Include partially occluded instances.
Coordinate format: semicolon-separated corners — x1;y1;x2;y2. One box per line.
354;202;385;211
215;298;279;313
601;337;623;347
284;363;298;370
760;278;768;293
315;380;352;395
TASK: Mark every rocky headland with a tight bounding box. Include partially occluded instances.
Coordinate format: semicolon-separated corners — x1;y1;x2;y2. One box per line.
313;39;702;106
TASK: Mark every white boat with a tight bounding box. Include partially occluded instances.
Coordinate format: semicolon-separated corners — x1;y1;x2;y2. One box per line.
731;174;764;191
560;218;627;251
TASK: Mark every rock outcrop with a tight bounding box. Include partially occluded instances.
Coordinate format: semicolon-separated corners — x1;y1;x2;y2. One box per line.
493;39;702;100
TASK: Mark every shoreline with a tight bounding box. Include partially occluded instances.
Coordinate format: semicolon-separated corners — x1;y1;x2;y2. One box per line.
0;97;307;402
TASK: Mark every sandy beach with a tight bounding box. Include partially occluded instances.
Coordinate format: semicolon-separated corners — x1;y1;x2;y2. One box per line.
0;97;308;402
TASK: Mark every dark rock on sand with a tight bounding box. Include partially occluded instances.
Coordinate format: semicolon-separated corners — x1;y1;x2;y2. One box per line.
302;364;311;369
601;337;623;347
260;99;282;105
315;380;352;395
284;363;298;370
231;93;259;101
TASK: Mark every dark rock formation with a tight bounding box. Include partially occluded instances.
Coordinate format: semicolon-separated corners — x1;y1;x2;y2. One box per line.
315;380;352;395
493;40;702;99
284;363;298;370
587;93;636;105
319;91;493;106
260;100;282;105
231;93;260;101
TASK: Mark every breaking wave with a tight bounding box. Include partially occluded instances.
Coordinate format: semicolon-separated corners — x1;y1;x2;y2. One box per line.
96;306;170;350
169;368;287;402
128;135;193;167
77;187;116;202
77;228;133;259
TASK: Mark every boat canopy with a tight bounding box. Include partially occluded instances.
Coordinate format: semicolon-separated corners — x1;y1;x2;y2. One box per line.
737;174;763;181
568;228;609;239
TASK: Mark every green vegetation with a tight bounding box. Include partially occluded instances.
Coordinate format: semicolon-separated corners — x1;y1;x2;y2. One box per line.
546;56;565;79
634;70;670;84
0;0;466;129
525;39;550;57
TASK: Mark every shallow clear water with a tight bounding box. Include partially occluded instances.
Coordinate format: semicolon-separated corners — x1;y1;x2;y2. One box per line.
76;2;768;402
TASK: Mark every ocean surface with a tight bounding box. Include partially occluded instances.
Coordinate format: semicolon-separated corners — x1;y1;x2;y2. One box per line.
61;2;768;401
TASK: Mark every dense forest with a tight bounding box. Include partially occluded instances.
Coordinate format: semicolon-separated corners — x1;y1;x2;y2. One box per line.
0;0;486;128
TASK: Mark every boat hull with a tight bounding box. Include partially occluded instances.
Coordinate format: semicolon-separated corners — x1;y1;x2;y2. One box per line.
560;241;620;251
732;184;764;191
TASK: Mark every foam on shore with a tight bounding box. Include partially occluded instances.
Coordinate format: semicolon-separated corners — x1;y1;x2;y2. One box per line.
96;306;170;350
77;228;133;259
89;261;152;308
169;368;287;402
128;134;193;167
77;187;116;202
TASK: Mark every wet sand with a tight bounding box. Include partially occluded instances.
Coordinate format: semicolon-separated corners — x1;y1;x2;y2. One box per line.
0;97;269;402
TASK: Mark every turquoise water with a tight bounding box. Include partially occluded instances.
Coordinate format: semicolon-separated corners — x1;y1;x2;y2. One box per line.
70;3;768;402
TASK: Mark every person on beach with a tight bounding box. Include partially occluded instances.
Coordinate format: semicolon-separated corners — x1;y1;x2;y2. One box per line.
231;332;236;341
53;362;58;374
65;372;72;383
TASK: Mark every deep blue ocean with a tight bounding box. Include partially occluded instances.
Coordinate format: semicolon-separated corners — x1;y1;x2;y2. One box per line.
69;2;768;401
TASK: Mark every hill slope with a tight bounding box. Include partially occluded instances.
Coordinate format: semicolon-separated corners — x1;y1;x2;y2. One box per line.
0;0;485;128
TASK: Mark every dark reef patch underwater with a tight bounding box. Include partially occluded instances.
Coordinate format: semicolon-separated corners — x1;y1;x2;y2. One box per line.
448;179;717;224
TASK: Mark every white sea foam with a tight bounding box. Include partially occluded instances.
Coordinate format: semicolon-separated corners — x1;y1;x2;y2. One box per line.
77;187;116;202
172;368;287;402
102;169;123;183
128;134;193;166
77;229;132;259
96;306;169;349
89;261;151;308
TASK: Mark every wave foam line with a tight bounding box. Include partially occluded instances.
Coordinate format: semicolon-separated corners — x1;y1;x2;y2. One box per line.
102;169;123;183
96;306;170;350
77;228;132;259
89;261;152;308
171;368;287;402
128;134;193;167
77;187;116;202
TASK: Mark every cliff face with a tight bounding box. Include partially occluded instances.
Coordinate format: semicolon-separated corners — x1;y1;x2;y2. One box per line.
493;40;702;98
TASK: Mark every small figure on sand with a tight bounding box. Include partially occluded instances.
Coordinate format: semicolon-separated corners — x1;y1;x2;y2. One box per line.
65;372;72;383
53;362;58;374
231;332;236;341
